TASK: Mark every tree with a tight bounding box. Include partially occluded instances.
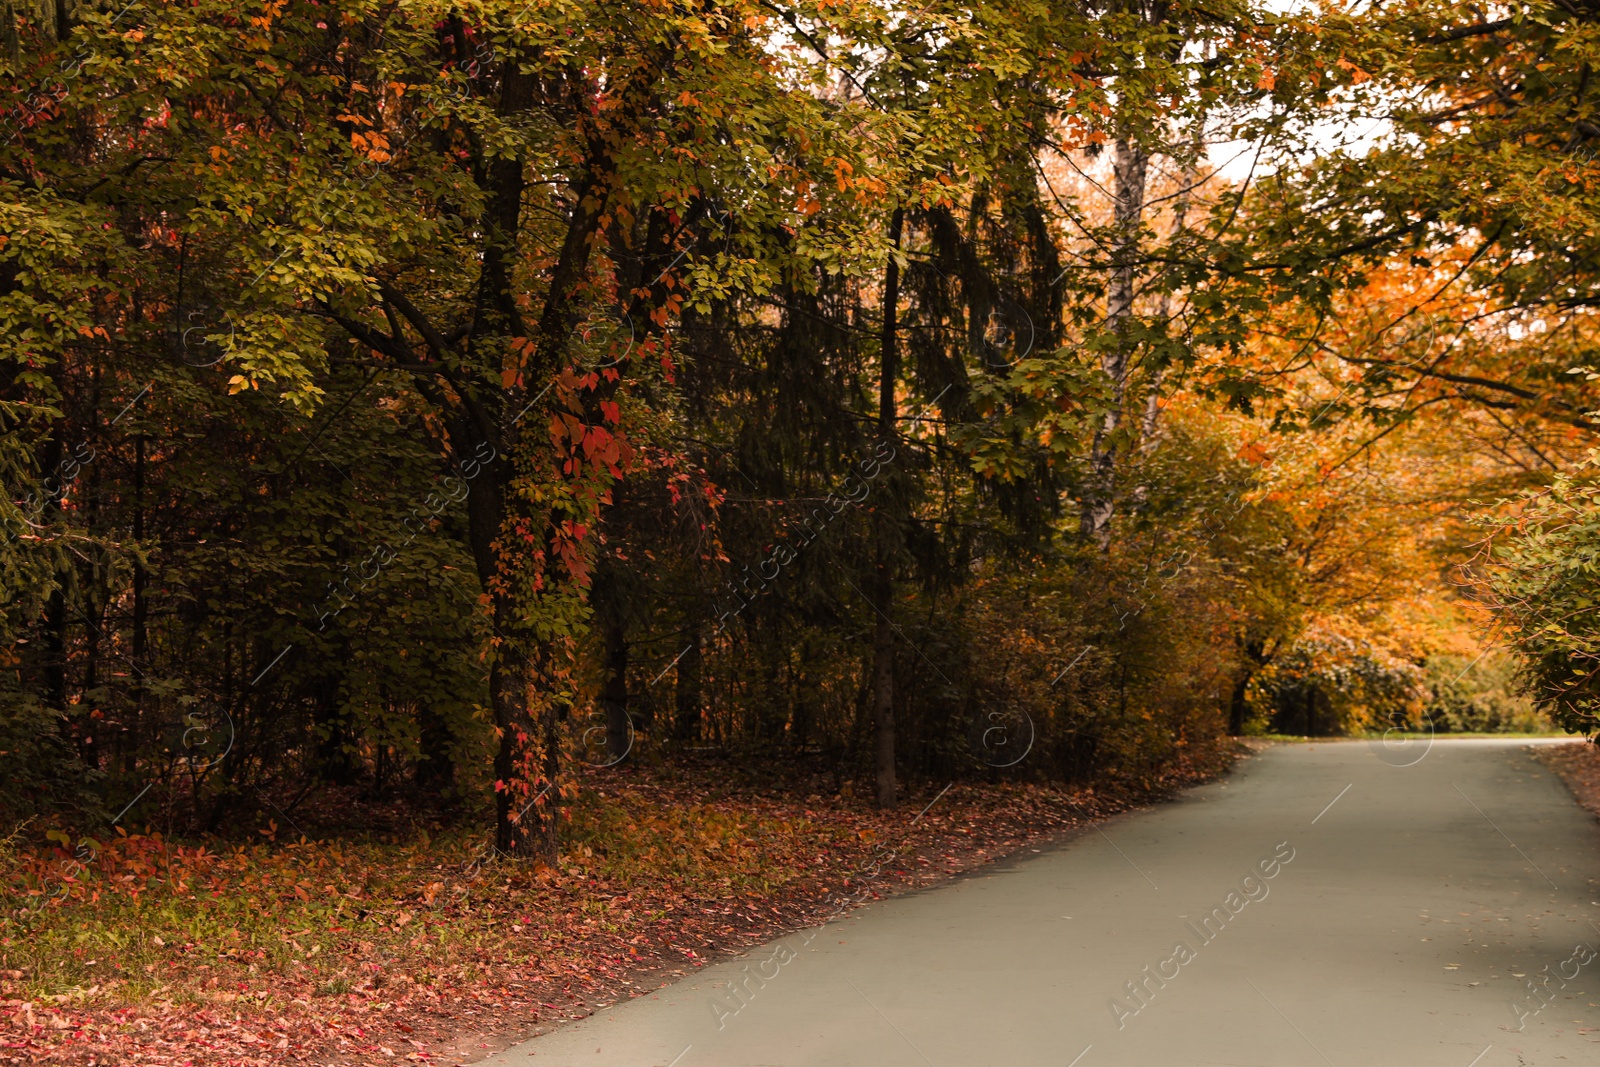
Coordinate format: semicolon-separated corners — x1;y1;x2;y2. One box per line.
2;0;906;854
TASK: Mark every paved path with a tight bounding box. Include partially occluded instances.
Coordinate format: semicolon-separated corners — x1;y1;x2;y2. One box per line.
492;739;1600;1066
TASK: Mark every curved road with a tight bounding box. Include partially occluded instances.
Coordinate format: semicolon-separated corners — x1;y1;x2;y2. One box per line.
492;739;1600;1066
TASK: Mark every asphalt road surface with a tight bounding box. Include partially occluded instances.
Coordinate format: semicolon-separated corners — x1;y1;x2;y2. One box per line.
491;738;1600;1066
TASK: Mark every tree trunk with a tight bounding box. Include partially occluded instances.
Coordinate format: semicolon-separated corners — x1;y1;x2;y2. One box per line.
465;58;575;864
312;671;356;785
457;449;553;859
129;429;146;775
1139;146;1198;451
673;622;701;742
793;637;812;750
80;590;101;769
532;642;563;862
1227;671;1250;736
415;701;457;796
601;611;630;763
487;645;538;855
1080;139;1148;549
2;1;20;66
41;401;68;712
871;207;905;810
871;600;896;808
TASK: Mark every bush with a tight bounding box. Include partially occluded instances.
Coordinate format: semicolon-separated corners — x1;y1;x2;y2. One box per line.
1479;455;1600;738
1252;625;1424;737
1420;652;1547;734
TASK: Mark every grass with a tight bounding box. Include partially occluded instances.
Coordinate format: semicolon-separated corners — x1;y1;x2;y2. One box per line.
1250;729;1567;743
0;784;854;1006
1357;730;1567;739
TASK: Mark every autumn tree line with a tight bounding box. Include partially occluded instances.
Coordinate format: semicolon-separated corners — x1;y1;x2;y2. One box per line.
4;0;1600;858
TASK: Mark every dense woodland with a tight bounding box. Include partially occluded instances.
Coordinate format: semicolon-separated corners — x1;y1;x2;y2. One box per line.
5;0;1600;866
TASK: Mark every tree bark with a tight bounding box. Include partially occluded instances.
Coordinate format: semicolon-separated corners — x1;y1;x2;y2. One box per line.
1080;139;1149;549
1228;638;1268;736
41;362;68;713
488;645;538;854
673;622;701;742
1139;154;1197;450
129;429;146;775
601;609;630;763
415;701;457;795
1139;120;1203;454
1227;671;1250;736
871;207;905;810
457;446;549;858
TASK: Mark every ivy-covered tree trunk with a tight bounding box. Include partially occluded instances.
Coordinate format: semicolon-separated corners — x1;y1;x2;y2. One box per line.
488;646;537;853
459;460;545;857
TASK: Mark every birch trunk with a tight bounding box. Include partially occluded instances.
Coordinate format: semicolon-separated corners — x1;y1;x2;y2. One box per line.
1080;138;1148;549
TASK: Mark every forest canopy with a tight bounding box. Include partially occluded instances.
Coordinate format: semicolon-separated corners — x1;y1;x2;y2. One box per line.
3;0;1598;860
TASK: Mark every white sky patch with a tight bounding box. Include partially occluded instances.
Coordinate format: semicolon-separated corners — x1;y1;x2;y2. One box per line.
1203;0;1422;183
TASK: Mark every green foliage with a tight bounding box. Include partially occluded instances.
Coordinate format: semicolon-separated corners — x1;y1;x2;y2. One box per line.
1480;458;1600;738
1420;651;1547;735
0;682;100;824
